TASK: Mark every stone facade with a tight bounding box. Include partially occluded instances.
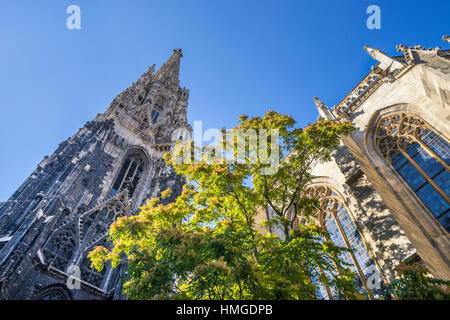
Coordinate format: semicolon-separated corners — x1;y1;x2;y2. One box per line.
307;36;450;289
0;49;191;300
1;36;449;301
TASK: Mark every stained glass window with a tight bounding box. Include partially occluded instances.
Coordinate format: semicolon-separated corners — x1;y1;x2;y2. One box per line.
304;186;385;299
150;97;165;124
375;113;449;232
109;149;147;198
151;109;159;124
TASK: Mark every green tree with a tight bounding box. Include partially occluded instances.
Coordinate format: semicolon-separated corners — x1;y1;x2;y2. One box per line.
386;262;450;300
89;111;362;300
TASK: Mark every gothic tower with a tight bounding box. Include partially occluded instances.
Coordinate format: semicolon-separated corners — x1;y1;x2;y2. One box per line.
0;49;192;300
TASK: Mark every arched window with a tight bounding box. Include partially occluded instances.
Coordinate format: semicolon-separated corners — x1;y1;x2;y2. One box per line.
77;197;128;289
151;97;165;124
108;149;147;198
43;225;77;272
151;109;159;124
375;113;449;232
34;285;73;300
301;186;384;299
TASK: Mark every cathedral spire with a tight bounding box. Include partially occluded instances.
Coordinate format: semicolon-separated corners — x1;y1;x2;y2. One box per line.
154;48;183;88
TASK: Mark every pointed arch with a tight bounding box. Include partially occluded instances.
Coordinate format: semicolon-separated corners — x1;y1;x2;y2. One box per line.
150;96;167;124
366;105;449;232
33;284;73;300
78;190;129;253
108;147;150;200
74;193;130;289
43;222;78;273
298;183;386;299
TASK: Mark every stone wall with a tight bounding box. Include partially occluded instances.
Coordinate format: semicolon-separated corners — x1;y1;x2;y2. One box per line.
330;46;450;280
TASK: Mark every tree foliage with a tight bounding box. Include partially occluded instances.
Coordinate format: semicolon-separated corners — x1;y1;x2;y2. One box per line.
386;262;450;300
89;111;362;300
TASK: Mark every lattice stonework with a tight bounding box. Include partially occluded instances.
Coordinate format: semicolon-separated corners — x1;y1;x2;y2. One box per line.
376;113;430;162
43;191;130;290
0;49;190;300
34;286;72;300
302;185;385;299
375;113;450;232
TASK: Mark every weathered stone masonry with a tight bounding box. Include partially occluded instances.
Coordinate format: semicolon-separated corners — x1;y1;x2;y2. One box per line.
0;49;191;300
1;36;449;300
309;36;450;285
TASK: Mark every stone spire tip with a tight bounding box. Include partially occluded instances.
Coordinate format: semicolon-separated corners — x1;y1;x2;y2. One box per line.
313;97;324;106
173;48;183;57
364;45;379;58
313;97;334;120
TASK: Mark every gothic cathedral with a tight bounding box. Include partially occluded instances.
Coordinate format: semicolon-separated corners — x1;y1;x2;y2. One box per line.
0;49;191;299
0;36;449;300
291;37;449;299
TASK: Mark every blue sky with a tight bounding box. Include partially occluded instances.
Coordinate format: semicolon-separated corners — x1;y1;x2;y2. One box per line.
0;0;448;200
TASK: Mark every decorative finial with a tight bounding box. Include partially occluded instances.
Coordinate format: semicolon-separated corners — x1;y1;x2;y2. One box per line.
313;97;325;108
397;44;440;52
364;45;379;60
313;97;334;120
396;44;408;53
365;45;403;71
173;48;183;57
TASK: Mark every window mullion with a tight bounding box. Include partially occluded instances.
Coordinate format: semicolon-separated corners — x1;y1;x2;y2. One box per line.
400;150;449;202
128;163;140;195
130;162;139;182
414;137;450;171
118;160;134;192
322;229;343;279
331;212;374;299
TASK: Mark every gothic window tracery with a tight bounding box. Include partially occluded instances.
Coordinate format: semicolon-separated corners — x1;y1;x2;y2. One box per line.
43;224;77;272
44;197;128;290
299;185;384;299
76;199;128;289
108;149;147;198
79;238;109;289
130;104;149;131
375;113;449;231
